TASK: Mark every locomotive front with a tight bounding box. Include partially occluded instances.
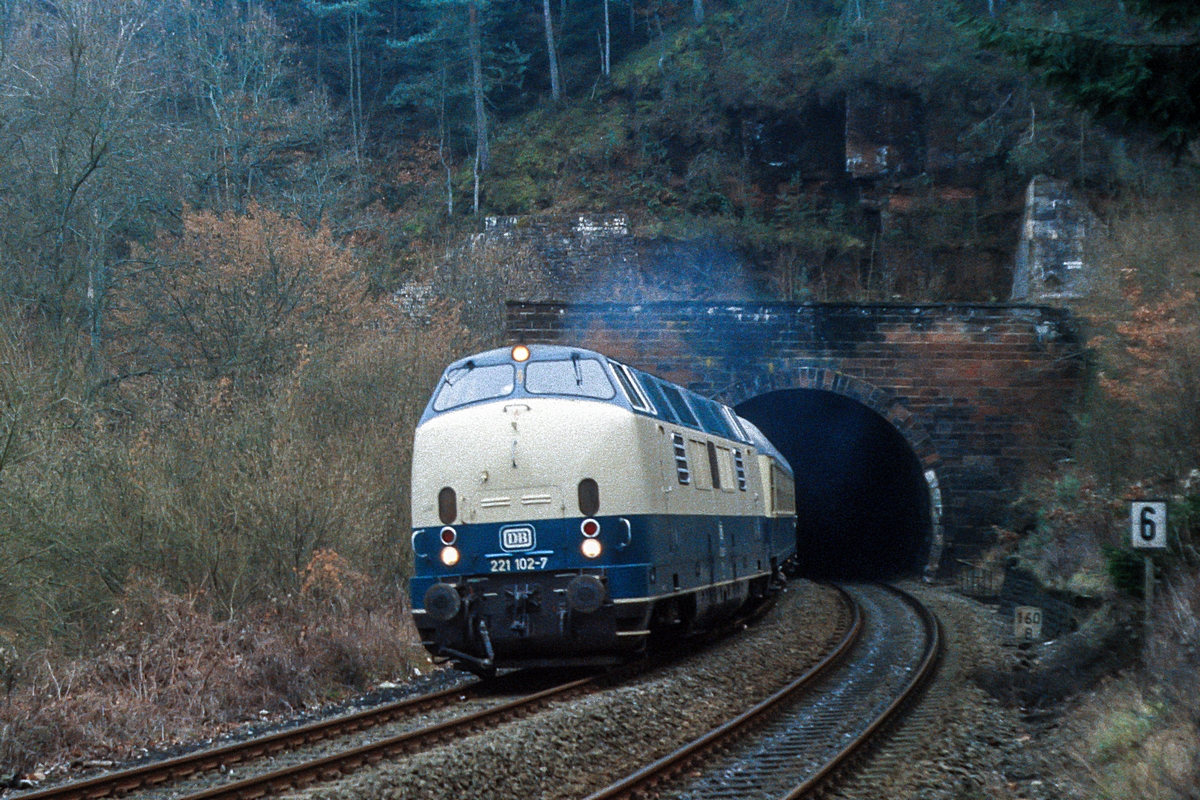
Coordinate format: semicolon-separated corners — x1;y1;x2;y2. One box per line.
409;344;662;673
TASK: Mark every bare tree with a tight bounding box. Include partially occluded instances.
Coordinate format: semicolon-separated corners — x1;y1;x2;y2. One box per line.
469;0;489;213
543;0;562;100
302;1;373;179
0;0;172;353
160;1;354;224
603;0;611;76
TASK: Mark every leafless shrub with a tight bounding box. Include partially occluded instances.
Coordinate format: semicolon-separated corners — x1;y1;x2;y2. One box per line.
0;561;427;776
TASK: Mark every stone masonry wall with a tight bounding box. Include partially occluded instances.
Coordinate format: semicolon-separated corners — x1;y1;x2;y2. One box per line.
505;301;1084;567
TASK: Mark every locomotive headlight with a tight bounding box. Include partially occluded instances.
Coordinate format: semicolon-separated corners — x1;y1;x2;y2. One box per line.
581;538;602;559
511;344;530;362
440;546;461;567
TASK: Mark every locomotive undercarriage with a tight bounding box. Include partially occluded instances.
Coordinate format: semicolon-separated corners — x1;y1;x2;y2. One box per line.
417;569;779;675
416;570;651;673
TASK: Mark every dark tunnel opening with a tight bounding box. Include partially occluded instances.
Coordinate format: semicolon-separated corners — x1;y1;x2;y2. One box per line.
736;389;931;581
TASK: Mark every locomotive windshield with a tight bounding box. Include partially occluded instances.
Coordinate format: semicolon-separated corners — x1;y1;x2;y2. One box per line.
432;363;515;411
525;356;615;399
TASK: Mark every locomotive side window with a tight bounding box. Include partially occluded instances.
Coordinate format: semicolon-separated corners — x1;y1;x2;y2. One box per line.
672;433;691;484
693;397;735;439
433;363;515;411
638;374;678;423
608;361;655;412
772;464;797;515
438;487;457;524
578;478;600;516
526;356;615;399
658;382;700;428
688;440;713;490
722;406;747;441
706;441;722;490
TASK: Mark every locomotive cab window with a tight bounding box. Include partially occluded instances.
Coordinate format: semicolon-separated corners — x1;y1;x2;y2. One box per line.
525;356;615;399
637;374;678;423
721;407;747;441
433;363;515;411
693;397;735;439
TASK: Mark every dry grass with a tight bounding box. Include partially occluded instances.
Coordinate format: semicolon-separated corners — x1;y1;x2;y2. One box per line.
0;564;429;777
1064;670;1200;800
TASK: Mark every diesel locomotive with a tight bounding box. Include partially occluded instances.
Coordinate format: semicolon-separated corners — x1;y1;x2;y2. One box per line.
409;344;797;674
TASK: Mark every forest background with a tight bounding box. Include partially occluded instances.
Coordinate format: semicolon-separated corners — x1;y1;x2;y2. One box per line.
0;0;1197;795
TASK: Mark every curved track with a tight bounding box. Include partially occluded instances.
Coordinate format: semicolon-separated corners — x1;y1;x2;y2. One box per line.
10;586;915;800
587;583;940;800
11;594;787;800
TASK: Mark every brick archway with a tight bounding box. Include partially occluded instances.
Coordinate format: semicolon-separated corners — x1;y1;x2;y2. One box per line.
716;367;945;576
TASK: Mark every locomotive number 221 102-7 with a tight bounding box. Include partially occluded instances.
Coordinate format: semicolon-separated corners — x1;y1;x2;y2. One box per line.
490;556;550;572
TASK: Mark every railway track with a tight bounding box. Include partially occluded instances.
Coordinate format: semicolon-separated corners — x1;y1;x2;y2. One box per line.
586;583;941;800
12;671;592;800
11;585;914;800
10;593;788;800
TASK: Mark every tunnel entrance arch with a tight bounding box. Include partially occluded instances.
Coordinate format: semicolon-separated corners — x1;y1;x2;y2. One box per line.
721;370;943;579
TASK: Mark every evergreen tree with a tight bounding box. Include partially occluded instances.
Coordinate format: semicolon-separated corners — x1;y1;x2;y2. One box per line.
972;0;1200;156
385;0;528;214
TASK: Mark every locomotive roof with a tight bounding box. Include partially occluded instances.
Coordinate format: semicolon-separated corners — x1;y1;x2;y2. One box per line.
420;345;792;473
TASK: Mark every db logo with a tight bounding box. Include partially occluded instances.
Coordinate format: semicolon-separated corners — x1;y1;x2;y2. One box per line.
499;525;535;552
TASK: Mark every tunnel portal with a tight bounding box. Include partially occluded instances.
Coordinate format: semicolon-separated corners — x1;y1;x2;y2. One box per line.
737;389;932;581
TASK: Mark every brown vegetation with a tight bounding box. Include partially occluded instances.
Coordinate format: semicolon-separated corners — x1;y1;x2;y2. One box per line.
0;562;426;777
1005;193;1200;798
0;305;479;776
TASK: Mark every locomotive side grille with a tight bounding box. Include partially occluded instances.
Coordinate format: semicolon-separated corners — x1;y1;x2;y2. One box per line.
733;449;747;491
672;432;690;484
476;486;563;520
480;496;513;508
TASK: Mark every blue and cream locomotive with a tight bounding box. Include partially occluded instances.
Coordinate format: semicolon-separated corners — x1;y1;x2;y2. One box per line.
409;344;797;673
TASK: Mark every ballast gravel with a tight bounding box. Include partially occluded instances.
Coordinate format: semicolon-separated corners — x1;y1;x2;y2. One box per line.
285;580;849;800
826;581;1091;800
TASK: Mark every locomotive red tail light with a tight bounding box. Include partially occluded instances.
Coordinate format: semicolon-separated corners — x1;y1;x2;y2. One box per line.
581;518;600;537
440;526;457;545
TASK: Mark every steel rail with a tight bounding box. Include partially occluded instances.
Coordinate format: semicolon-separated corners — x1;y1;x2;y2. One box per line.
583;586;864;800
176;675;597;800
164;593;789;800
585;583;940;800
11;584;793;800
12;681;484;800
781;584;941;799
